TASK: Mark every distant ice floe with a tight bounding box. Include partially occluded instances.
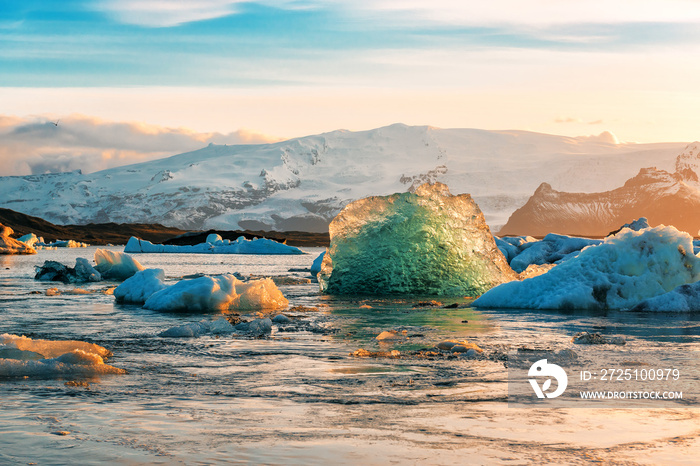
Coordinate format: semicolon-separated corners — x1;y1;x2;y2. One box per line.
0;333;125;378
0;224;36;255
475;226;700;310
143;274;288;312
124;235;303;255
17;233;88;249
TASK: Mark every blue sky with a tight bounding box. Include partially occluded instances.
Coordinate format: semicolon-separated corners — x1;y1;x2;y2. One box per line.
2;1;700;174
3;1;700;87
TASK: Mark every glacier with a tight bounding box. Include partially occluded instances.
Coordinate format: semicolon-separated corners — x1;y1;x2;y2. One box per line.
474;226;700;310
318;182;517;296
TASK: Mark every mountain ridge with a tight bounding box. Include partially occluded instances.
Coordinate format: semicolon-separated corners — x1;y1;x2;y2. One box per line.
0;124;687;233
498;143;700;237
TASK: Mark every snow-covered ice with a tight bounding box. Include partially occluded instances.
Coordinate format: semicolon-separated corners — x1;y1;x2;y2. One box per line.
94;248;144;280
125;236;303;255
143;274;288;312
474;226;700;310
319;182;517;296
113;268;167;304
630;282;700;312
504;233;602;273
0;334;125;378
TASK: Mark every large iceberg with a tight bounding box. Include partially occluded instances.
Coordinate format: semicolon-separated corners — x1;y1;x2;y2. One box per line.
474;226;700;310
0;334;125;377
319;182;517;296
113;268;168;303
143;274;288;312
125;235;303;255
94;248;144;280
0;224;36;255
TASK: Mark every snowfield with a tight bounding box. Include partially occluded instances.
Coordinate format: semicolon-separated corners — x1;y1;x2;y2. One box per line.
0;124;685;233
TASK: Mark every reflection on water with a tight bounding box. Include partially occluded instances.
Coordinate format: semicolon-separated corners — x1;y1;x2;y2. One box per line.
0;246;698;464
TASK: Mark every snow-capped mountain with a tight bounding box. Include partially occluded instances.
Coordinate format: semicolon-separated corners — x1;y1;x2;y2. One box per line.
499;143;700;237
0;124;686;232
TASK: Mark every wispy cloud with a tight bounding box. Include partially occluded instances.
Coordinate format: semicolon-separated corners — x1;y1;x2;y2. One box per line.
555;117;582;124
94;0;306;27
0;114;281;176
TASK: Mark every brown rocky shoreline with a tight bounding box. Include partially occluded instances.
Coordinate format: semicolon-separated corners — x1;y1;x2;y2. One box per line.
0;208;329;247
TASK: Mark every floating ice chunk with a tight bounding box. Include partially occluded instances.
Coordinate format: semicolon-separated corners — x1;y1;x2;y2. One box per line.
75;257;102;282
1;333;113;358
113;268;167;304
94;248;144;280
607;217;650;236
17;233;39;247
234;318;272;336
319;182;517;296
272;314;291;324
159;321;212;338
0;223;36;255
159;317;272;338
0;334;124;378
206;233;223;244
34;258;102;283
630;282;700;312
508;234;602;273
310;252;325;276
473;226;700;310
0;346;43;360
144;274;288;312
233;278;289;310
44;239;89;248
494;237;519;263
125;236;303;255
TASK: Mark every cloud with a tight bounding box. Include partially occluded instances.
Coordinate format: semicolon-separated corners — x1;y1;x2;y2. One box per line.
94;0;307;27
554;117;582;124
576;131;619;145
334;0;700;26
0;114;281;176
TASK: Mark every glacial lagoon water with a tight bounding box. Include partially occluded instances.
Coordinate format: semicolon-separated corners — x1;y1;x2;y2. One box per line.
1;247;699;464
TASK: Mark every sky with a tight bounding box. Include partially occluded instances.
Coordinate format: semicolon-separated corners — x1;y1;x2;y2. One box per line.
2;0;700;175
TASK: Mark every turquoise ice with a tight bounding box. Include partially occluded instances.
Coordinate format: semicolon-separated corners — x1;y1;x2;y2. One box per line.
319;183;516;296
